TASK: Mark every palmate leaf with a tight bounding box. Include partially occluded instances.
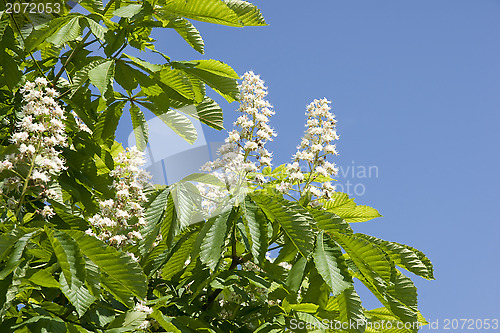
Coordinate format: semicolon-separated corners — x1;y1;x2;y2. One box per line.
180;97;224;131
170;181;202;229
308;206;352;234
46;16;82;46
161;229;197;279
223;0;267;26
129;104;149;151
241;196;268;264
173;59;240;103
88;59;115;96
322;192;382;223
357;234;434;280
164;16;204;54
83;17;107;41
24;14;76;52
158;0;241;26
59;271;96;318
252;193;315;258
28;269;60;289
199;208;236;271
313;231;352;296
123;54;162;73
140;101;198;144
113;4;143;18
327;287;366;333
158;67;195;100
285;256;307;293
46;229;96;317
94;101;125;146
70;57;108;96
356;269;420;325
65;230;147;307
0;230;37;280
365;307;427;333
334;232;393;287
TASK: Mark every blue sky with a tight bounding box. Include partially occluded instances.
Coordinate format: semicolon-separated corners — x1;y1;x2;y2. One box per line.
115;0;500;327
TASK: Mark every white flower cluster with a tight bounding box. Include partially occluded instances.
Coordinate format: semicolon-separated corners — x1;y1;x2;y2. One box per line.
0;78;67;217
133;300;153;330
279;98;339;201
233;70;276;168
198;72;276;215
85;147;152;249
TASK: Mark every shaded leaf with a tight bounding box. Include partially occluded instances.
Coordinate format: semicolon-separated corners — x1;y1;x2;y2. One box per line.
129;104;148;151
313;231;351;296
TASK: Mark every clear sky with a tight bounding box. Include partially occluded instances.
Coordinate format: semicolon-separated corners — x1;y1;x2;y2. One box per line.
115;0;500;328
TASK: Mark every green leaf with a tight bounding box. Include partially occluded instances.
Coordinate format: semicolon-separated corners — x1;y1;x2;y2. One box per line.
114;60;142;93
151;107;198;144
330;287;366;333
159;0;242;26
287;303;319;314
94;101;125;146
83;17;107;41
165;16;204;54
334;232;392;285
46;16;82;46
241;196;268;264
0;231;36;280
77;0;104;14
199;208;235;271
252;193;315;258
357;234;434;280
65;230;147;307
28;269;60;289
174;59;239;102
322;193;382;223
107;310;147;330
46;229;83;287
161;230;197;279
388;270;418;311
129;104;149;151
309;206;352;233
160;193;179;249
285;256;307;293
180;173;225;187
181;96;224;130
313;231;352;296
24;15;75;52
158;67;195;100
170;181;202;230
59;270;96;318
0;50;22;90
150;311;182;332
223;0;267;26
88;59;115;96
47;229;96;317
123;54;162;73
365;307;427;333
113;4;143;18
70;58;108;96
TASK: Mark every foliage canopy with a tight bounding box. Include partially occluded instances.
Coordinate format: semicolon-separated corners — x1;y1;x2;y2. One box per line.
0;1;433;332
